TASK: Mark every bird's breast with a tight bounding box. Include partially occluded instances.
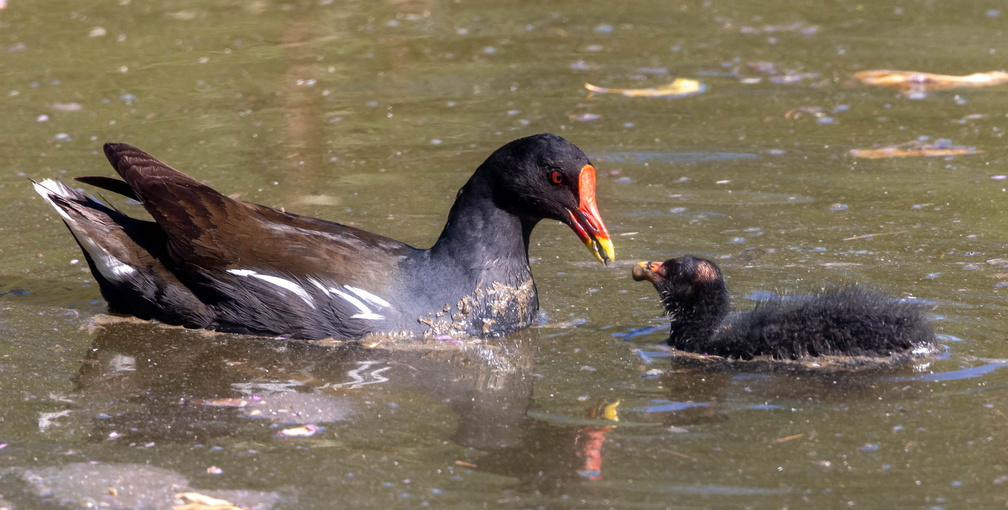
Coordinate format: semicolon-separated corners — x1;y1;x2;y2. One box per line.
416;278;537;337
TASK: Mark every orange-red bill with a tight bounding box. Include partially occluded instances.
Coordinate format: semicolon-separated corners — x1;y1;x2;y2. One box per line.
567;164;615;265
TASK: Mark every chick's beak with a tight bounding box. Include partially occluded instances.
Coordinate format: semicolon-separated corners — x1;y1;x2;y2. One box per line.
631;261;664;284
568;164;615;265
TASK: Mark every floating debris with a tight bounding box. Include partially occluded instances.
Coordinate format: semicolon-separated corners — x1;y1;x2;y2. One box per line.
743;61;820;84
584;78;704;98
51;102;84;112
855;70;1008;95
275;424;320;438
730;20;820;35
173;492;247;510
38;410;71;432
850;138;982;159
770;433;806;444
783;105;847;124
195;398;249;408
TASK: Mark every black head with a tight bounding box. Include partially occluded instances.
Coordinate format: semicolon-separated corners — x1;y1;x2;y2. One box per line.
478;134;614;264
633;255;726;314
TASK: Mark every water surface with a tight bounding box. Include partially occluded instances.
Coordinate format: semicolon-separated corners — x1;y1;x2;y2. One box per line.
2;1;1008;508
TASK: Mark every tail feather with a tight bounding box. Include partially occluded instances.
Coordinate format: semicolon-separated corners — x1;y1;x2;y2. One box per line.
32;178;210;325
33;179;136;281
73;176;139;201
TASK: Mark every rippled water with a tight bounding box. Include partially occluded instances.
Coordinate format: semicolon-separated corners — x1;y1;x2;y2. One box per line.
2;1;1008;508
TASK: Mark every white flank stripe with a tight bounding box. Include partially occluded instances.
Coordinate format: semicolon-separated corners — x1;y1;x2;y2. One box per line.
252;274;314;304
228;268;315;308
329;287;385;320
351;312;385;320
346;285;392;308
307;277;331;296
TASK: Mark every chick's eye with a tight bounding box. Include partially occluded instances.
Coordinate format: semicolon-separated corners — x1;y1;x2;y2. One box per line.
550;171;564;185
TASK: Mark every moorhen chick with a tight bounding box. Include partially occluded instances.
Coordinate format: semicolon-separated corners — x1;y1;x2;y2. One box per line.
632;255;935;360
33;134;615;340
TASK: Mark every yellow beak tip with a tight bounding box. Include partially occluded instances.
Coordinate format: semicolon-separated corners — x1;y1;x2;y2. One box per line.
592;238;615;265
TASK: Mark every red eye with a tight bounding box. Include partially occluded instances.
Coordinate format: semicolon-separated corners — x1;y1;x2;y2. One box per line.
550;171;564;185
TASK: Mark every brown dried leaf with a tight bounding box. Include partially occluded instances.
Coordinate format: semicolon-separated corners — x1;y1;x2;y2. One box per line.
275;424;320;437
855;70;1008;93
584;78;704;98
770;433;805;444
173;492;247;510
194;398;249;408
850;139;982;159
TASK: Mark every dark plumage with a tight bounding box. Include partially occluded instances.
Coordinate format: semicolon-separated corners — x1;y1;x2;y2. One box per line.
632;255;935;360
33;134;615;340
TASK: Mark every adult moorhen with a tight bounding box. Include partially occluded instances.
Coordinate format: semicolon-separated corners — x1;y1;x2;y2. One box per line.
33;134;615;340
632;255;935;360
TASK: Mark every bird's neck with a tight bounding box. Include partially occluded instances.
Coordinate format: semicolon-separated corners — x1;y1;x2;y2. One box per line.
666;283;731;352
409;173;538;337
430;173;533;277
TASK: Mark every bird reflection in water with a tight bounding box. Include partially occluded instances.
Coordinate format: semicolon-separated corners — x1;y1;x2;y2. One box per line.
66;319;620;494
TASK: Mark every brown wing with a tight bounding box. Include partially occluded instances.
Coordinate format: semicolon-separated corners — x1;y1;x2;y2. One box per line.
100;143;412;283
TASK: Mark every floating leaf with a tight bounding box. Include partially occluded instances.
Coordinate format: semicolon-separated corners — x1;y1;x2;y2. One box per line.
850;138;982;159
770;433;806;444
173;492;247;510
855;70;1008;94
275;424;320;437
195;398;249;408
584;78;704;98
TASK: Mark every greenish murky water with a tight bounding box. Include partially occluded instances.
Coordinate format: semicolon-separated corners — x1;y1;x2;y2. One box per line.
2;1;1008;508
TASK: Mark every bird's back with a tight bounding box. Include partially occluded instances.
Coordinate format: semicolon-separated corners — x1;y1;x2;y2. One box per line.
713;286;933;360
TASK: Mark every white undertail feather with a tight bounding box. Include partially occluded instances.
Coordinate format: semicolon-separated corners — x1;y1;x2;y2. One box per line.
32;179;77;224
32;179;137;281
